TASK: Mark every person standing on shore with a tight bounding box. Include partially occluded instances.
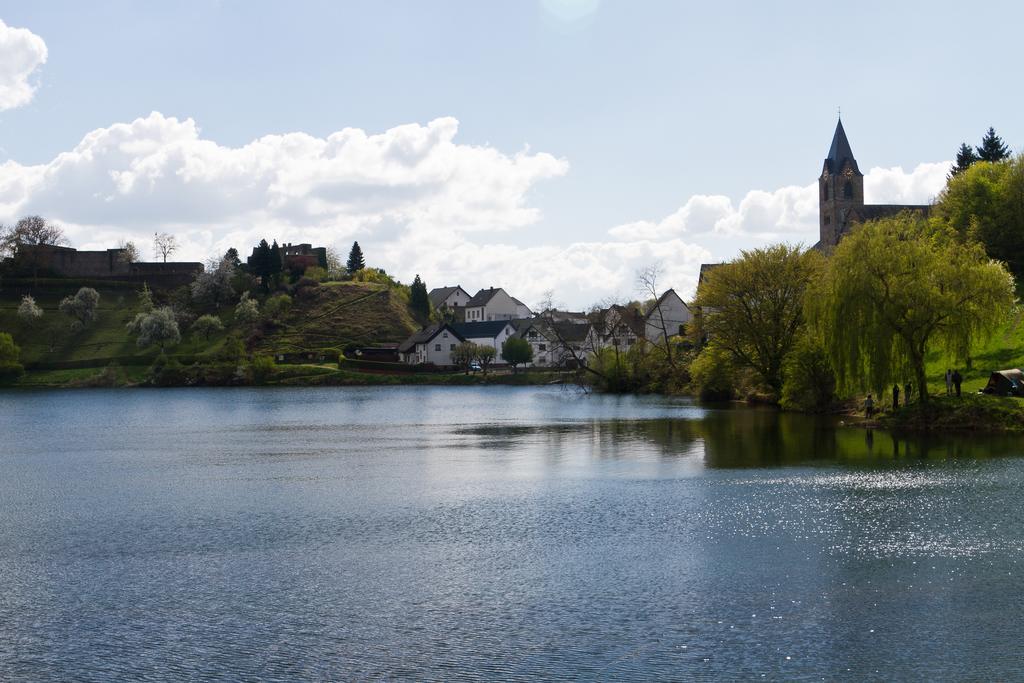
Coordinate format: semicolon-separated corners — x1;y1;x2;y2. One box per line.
863;394;875;418
892;384;900;411
904;381;912;406
953;369;963;397
945;369;953;396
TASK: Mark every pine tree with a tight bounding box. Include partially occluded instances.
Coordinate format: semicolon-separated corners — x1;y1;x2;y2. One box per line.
410;274;430;318
253;239;272;287
270;240;284;280
949;142;978;178
224;247;241;269
976;127;1010;162
347;241;365;274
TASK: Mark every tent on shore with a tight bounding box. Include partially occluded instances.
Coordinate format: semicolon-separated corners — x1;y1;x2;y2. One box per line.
982;369;1024;396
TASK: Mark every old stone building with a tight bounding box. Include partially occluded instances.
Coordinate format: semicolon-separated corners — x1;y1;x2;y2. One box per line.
3;244;203;287
816;118;930;250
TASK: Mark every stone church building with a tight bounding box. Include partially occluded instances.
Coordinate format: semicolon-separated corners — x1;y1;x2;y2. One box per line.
816;118;930;250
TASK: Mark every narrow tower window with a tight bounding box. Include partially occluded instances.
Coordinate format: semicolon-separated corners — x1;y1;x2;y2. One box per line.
843;181;853;199
823;184;830;200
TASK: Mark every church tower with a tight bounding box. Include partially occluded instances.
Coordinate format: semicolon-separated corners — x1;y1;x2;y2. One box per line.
818;118;864;248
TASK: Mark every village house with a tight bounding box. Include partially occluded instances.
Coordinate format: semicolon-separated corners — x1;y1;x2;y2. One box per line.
463;287;532;321
451;320;518;363
398;323;465;365
644;289;692;345
512;319;595;367
427;285;472;311
595;304;646;353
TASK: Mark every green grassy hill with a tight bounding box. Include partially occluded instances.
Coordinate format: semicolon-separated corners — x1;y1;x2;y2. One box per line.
255;281;420;355
924;311;1024;396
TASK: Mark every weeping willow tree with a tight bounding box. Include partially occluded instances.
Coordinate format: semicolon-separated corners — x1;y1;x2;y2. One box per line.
806;213;1015;403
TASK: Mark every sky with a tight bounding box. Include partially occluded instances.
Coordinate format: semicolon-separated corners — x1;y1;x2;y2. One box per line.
0;1;1021;307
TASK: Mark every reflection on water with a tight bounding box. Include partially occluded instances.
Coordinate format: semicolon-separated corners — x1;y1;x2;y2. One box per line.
1;386;1023;680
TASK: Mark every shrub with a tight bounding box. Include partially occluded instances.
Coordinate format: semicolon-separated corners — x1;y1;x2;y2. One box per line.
780;334;837;412
303;266;327;282
147;353;186;387
0;332;24;383
192;314;225;341
249;355;276;385
690;344;735;401
263;293;292;322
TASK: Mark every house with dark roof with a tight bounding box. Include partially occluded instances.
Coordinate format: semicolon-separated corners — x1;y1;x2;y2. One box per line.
398;323;465;365
512;319;596;367
451;320;518;363
593;304;646;352
464;287;532;321
816;118;930;250
427;285;471;311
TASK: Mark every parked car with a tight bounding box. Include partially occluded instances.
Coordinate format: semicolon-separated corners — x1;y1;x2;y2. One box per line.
469;361;482;372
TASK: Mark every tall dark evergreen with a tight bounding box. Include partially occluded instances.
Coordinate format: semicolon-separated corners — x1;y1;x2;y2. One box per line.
976;127;1010;162
224;247;242;269
949;142;978;178
347;241;365;274
269;240;284;279
410;275;430;318
252;239;272;286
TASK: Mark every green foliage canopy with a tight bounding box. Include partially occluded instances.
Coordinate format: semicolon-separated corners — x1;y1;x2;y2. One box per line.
694;244;822;394
934;155;1024;278
0;332;23;382
806;214;1015;403
502;337;533;372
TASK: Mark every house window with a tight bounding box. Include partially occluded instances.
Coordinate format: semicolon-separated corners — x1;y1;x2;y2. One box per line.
434;344;441;351
443;332;448;338
450;344;456;350
539;343;546;351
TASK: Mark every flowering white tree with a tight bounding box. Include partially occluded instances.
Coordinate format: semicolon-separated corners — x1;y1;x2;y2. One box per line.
17;295;43;325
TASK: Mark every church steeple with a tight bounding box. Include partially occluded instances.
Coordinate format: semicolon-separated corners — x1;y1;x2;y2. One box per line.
818;117;865;249
824;118;861;176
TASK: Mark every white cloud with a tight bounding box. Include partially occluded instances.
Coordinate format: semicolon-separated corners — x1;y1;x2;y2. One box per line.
608;162;951;246
0;19;47;111
864;161;950;205
0;111;568;257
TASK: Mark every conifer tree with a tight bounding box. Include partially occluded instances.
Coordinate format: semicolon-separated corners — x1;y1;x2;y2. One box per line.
410;274;430;318
347;241;365;274
976;127;1010;162
949;142;978;178
269;240;284;280
252;239;272;287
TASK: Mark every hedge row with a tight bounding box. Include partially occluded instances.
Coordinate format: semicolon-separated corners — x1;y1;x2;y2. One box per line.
339;358;448;374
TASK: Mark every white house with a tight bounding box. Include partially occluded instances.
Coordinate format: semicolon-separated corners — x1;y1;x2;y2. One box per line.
512;319;596;367
463;287;532;321
452;320;518;363
595;304;646;352
398;323;466;365
644;289;692;345
428;285;471;311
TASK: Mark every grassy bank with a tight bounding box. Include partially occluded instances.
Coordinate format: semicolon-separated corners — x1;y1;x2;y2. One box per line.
884;393;1024;433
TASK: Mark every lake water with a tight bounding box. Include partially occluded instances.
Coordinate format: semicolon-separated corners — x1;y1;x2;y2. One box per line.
1;386;1023;681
